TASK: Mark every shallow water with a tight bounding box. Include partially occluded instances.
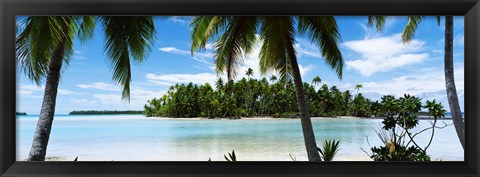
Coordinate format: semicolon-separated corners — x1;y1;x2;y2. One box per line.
16;115;464;161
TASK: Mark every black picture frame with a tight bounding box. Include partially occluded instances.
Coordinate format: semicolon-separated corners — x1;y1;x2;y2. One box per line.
1;0;479;176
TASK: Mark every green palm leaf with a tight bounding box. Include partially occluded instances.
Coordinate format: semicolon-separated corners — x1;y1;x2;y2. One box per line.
297;16;343;79
190;16;229;54
16;16;81;84
401;16;424;43
213;16;258;81
259;16;295;81
367;16;386;32
76;16;95;43
100;16;156;100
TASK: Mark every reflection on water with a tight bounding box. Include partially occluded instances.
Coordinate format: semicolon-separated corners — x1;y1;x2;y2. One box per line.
16;115;464;161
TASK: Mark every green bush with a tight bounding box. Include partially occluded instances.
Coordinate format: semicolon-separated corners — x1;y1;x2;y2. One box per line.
368;95;446;161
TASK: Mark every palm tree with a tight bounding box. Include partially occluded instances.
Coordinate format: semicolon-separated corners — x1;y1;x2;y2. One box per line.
401;16;464;149
269;75;277;83
17;17;93;161
312;76;322;88
190;16;344;161
215;77;224;91
246;67;254;79
16;16;155;161
354;83;363;96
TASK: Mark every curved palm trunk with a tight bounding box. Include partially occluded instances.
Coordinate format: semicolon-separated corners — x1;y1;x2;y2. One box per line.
27;40;66;161
444;16;465;149
288;56;321;161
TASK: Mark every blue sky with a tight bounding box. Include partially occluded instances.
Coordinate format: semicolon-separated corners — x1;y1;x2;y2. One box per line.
16;16;465;115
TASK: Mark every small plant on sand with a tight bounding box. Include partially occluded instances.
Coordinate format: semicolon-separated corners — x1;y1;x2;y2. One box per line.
224;150;237;161
208;150;237;161
317;139;341;161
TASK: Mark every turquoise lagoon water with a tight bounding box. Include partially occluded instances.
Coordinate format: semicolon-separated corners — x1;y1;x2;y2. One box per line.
16;115;464;161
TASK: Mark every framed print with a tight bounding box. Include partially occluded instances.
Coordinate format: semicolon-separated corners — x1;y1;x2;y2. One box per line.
1;0;479;176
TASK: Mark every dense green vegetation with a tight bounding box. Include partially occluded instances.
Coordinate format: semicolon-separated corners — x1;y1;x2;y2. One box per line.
16;112;27;115
144;69;384;118
368;95;446;161
69;110;144;115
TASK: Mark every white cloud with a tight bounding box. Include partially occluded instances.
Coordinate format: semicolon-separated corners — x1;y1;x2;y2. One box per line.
146;73;218;86
92;86;166;109
169;16;191;24
299;64;314;77
344;33;429;77
159;47;190;55
339;63;464;111
71;98;97;105
455;34;464;46
432;49;443;54
17;85;80;97
159;47;213;66
205;43;214;50
20;85;44;91
93;94;122;105
77;82;119;91
294;43;322;58
58;89;81;95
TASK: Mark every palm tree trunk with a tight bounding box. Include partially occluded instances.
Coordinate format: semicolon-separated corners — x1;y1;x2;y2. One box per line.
288;56;321;161
444;16;465;149
27;40;66;161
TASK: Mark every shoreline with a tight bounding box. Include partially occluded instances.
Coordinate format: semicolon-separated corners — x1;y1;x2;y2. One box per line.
148;115;454;120
24;155;373;161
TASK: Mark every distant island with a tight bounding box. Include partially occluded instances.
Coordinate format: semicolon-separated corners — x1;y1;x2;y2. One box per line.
16;112;27;115
69;110;144;115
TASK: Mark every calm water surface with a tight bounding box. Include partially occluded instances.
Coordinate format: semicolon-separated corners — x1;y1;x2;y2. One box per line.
16;115;464;161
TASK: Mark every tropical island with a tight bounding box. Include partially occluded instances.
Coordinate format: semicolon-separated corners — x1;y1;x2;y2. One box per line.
144;71;446;119
16;112;27;115
69;110;144;115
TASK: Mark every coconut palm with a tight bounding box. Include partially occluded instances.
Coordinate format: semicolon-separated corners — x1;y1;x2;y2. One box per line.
16;16;155;161
190;16;345;161
355;83;363;96
246;67;254;79
17;17;93;161
269;75;277;83
401;16;464;149
215;77;224;91
312;76;322;88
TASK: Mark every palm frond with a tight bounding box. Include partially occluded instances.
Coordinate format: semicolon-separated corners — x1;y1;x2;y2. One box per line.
259;17;296;81
190;16;229;54
76;16;95;43
297;16;343;79
100;16;156;101
62;17;81;67
367;16;386;32
213;16;258;81
16;16;71;85
402;16;424;43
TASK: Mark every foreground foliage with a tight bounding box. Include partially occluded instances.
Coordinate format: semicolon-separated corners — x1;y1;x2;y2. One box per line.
368;95;447;161
317;139;341;161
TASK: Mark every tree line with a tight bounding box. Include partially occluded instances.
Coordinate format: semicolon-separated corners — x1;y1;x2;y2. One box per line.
143;70;431;119
69;110;144;115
